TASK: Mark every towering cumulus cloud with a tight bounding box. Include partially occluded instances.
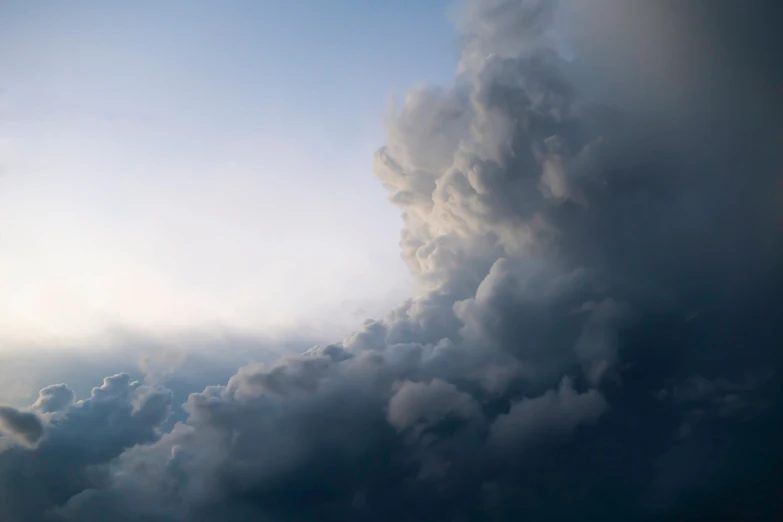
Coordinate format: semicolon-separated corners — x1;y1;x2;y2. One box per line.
2;1;782;520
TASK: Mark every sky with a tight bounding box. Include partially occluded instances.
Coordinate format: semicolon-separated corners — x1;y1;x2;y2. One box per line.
0;0;456;346
1;1;783;521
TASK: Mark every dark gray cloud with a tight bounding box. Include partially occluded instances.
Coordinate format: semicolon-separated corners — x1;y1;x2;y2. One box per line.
0;406;44;447
388;378;482;431
2;0;783;520
489;377;607;452
0;374;172;522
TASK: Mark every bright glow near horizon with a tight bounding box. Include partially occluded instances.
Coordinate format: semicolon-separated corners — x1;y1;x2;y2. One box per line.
0;0;456;347
0;125;409;344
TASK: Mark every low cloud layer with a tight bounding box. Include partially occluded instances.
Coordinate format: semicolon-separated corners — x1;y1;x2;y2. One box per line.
2;0;782;520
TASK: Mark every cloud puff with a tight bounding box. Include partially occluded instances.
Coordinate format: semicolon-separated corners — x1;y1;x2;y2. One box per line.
0;406;44;447
388;378;482;431
0;374;172;521
33;384;75;414
2;0;783;520
489;376;607;451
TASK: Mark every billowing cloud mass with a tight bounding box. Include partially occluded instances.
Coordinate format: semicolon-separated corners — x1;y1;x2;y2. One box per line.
2;0;782;520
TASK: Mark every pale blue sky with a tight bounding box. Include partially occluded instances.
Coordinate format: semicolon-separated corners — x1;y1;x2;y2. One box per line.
0;0;458;345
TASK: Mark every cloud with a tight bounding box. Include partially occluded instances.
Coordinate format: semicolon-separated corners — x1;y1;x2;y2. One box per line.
0;406;44;447
2;0;783;520
33;384;75;414
0;374;172;521
489;376;607;451
387;378;482;431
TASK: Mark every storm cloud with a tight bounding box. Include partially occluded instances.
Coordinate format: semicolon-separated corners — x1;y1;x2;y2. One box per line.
1;0;782;520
